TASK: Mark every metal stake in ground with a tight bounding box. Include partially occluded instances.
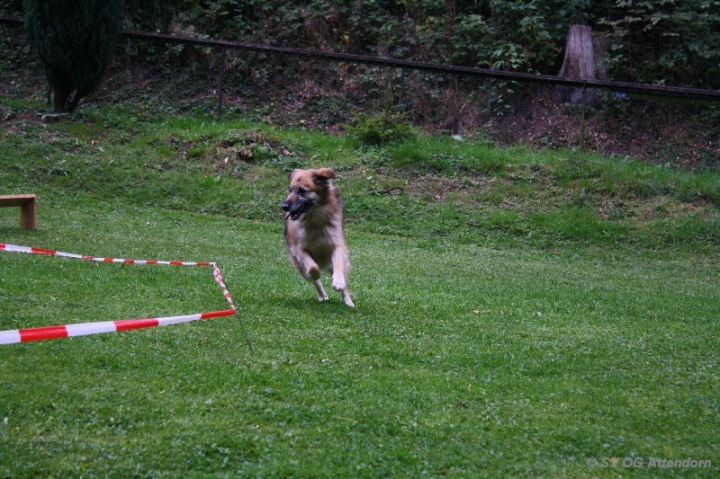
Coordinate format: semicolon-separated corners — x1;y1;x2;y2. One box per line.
236;307;253;353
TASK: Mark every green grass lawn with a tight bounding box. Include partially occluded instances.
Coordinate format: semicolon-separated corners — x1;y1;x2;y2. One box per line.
1;197;718;477
1;101;719;477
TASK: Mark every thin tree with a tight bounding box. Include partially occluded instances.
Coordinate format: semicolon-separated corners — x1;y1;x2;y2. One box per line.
24;0;125;113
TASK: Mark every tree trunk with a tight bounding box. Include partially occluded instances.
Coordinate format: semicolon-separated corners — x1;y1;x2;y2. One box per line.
53;77;73;113
559;25;594;80
51;72;81;113
593;34;610;81
558;25;601;106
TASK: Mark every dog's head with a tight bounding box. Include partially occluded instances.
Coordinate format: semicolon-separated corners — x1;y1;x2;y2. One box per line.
282;168;336;221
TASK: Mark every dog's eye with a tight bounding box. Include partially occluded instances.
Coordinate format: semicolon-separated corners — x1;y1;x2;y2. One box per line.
297;187;306;195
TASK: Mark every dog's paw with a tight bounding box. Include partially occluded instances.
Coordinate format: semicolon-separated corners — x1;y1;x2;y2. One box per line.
332;276;347;292
317;294;330;302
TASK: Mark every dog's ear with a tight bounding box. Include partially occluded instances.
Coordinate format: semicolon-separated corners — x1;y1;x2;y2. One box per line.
314;168;336;181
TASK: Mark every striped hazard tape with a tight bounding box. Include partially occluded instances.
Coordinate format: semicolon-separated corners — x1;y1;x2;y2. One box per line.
0;243;215;266
0;243;243;345
0;310;236;345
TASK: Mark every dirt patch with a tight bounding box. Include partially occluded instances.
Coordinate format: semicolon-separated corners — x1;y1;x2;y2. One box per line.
491;89;720;170
597;195;712;223
407;174;503;200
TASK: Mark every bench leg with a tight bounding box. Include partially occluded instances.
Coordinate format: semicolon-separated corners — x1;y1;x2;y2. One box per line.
20;199;37;230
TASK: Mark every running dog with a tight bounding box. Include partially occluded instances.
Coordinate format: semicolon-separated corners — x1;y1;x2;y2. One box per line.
282;168;354;307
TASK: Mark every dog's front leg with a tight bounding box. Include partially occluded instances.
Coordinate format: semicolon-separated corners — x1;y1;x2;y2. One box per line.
331;247;354;307
306;263;329;302
292;249;328;302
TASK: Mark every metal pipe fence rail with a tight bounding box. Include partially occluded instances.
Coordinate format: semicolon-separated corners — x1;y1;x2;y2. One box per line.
124;32;720;104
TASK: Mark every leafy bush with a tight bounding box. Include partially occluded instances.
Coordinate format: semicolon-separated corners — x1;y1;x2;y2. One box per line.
345;109;416;146
600;0;720;88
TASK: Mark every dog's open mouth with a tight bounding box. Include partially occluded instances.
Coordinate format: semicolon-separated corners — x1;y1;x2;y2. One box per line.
286;202;311;221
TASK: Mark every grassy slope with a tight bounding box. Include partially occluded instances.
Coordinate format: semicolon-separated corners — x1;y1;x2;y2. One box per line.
2;101;719;251
1;101;719;477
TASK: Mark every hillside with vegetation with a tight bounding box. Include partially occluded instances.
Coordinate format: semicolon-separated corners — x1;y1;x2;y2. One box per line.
1;0;719;167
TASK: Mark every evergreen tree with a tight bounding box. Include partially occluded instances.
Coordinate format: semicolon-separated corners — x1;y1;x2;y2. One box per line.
24;0;125;113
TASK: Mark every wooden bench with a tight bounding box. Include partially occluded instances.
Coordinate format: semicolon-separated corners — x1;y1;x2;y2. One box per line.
0;194;37;230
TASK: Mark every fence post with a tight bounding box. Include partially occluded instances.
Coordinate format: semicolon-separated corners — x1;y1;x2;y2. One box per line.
216;47;226;120
580;83;587;151
125;38;132;82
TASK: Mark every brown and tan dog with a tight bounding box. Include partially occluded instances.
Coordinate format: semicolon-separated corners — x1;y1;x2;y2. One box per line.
282;168;354;307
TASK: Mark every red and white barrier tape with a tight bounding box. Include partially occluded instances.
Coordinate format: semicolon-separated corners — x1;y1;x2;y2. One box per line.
0;310;236;345
0;243;215;266
0;243;238;344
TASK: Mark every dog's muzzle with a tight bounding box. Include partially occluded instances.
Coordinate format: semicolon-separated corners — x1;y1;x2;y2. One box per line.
282;200;311;221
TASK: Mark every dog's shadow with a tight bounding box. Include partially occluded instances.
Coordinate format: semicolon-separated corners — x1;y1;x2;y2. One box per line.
271;295;357;314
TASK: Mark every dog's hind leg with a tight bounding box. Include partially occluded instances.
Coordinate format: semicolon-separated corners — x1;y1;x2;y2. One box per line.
313;280;329;302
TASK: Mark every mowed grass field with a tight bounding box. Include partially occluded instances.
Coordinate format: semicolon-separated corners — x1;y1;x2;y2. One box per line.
1;101;719;477
2;198;718;477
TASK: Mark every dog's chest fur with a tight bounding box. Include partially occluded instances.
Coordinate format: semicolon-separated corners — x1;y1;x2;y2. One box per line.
285;190;343;270
295;212;339;263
